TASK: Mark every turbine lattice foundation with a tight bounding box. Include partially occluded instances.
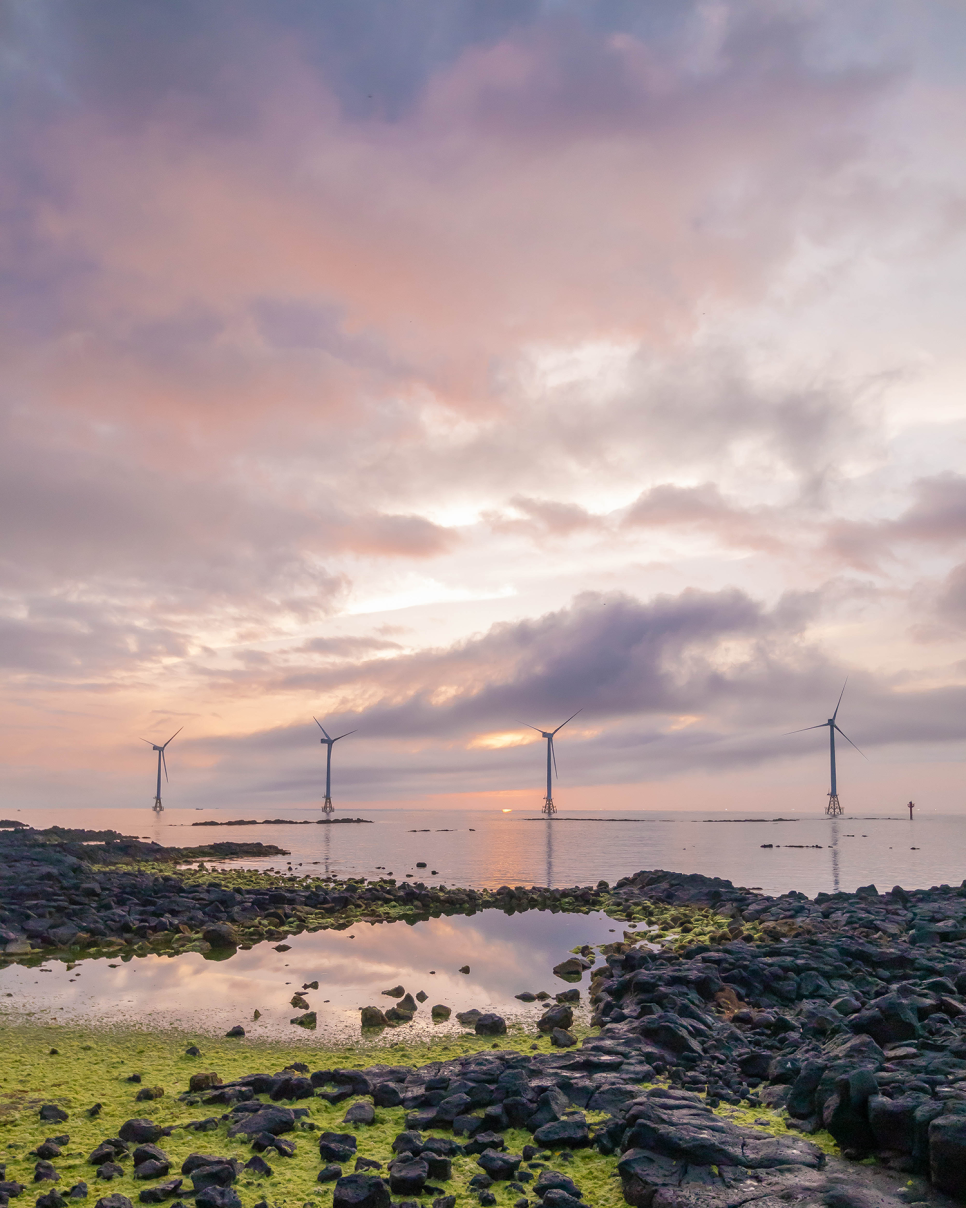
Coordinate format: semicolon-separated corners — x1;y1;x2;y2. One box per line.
826;793;843;816
542;795;556;818
322;797;334;816
152;798;163;813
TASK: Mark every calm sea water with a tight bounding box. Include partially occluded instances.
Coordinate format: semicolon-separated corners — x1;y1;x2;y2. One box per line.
6;805;962;897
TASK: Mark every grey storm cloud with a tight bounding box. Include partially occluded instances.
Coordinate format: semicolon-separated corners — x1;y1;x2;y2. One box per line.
185;582;966;803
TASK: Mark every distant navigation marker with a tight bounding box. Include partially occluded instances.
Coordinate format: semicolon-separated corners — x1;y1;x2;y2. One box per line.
141;729;182;813
908;800;915;820
788;681;865;816
524;711;581;818
313;718;356;815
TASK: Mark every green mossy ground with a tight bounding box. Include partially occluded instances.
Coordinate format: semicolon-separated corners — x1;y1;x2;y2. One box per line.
0;1021;840;1208
0;1024;628;1208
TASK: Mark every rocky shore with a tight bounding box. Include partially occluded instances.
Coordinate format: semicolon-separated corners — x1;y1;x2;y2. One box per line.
6;830;966;1201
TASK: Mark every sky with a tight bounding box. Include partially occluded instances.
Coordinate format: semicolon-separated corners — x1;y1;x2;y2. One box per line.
2;0;966;815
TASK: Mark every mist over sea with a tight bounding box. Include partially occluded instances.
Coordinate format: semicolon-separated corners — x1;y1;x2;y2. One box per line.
8;806;960;898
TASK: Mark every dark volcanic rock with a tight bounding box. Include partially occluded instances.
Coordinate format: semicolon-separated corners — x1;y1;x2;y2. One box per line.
387;1156;428;1196
476;1150;522;1181
532;1120;589;1149
537;1005;574;1034
928;1115;966;1198
226;1108;295;1139
194;1189;241;1208
118;1122;165;1146
474;1014;507;1036
137;1180;182;1203
332;1173;391;1208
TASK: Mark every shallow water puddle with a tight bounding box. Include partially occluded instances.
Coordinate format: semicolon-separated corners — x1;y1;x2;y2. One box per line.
0;909;631;1043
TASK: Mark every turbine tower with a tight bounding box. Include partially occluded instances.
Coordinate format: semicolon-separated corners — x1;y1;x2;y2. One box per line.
525;711;581;818
140;729;182;813
314;718;356;815
789;681;865;816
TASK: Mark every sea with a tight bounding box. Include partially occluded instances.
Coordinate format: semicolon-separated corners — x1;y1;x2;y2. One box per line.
1;805;959;1042
6;804;959;898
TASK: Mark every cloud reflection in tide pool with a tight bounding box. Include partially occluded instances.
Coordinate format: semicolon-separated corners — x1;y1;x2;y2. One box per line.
0;909;627;1044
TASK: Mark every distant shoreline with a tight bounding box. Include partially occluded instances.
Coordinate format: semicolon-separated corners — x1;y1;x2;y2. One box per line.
190;817;373;826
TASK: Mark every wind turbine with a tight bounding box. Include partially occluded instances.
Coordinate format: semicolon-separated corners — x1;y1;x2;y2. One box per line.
789;681;866;816
314;719;356;815
524;711;581;818
140;729;182;813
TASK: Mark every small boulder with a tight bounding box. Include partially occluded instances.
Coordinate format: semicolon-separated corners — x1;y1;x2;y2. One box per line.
94;1197;133;1208
430;1006;451;1021
290;1012;317;1029
534;1171;583;1200
137;1180;182;1204
930;1115;966;1198
552;958;590;980
381;986;405;998
360;1007;389;1028
68;1184;89;1200
39;1106;69;1124
224;1026;245;1039
319;1134;358;1165
332;1173;391;1208
201;925;238;949
243;1157;273;1178
388;1156;428;1196
317;1165;342;1183
459;966;470;974
35;1162;60;1183
476;1150;522;1181
118;1121;165;1145
537;1005;573;1034
532;1119;589;1149
195;1189;241;1208
226;1107;296;1138
36;1192;67;1208
188;1074;220;1093
475;1014;507;1037
133;1161;170;1181
551;1029;576;1048
342;1102;375;1126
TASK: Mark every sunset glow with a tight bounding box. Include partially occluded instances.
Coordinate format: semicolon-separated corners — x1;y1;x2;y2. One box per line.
3;4;966;815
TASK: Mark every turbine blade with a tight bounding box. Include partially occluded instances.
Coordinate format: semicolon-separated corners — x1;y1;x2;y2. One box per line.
523;724;543;733
162;727;183;748
332;731;357;742
550;737;558;778
552;709;582;735
834;724;868;759
139;738;153;746
162;750;169;782
786;724;828;734
832;677;848;722
313;718;331;739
